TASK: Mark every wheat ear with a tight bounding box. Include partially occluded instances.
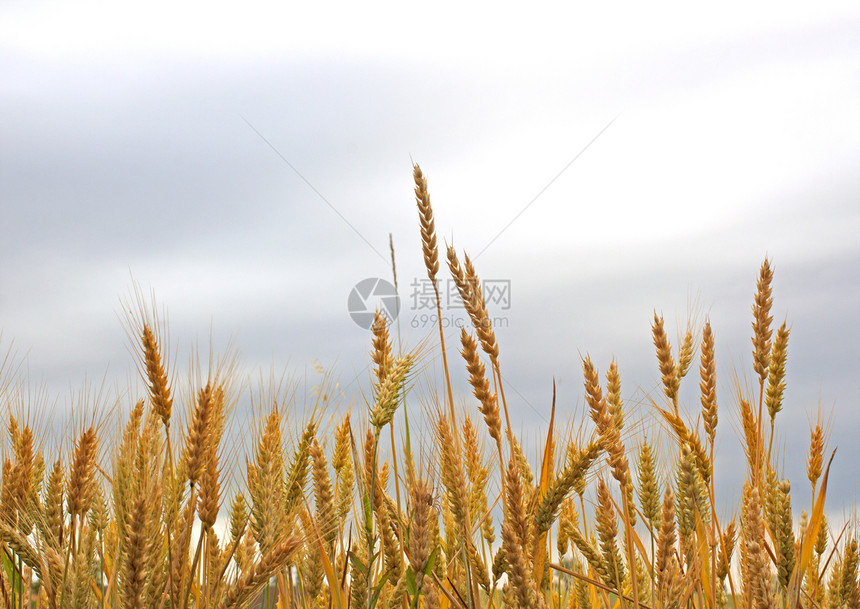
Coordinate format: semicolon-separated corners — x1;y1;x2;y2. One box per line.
414;163;456;425
141;324;173;428
652;312;679;408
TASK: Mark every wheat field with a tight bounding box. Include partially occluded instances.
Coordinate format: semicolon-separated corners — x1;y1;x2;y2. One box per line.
0;165;854;609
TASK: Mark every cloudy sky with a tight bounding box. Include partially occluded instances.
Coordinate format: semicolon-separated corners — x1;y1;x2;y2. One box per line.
2;1;859;510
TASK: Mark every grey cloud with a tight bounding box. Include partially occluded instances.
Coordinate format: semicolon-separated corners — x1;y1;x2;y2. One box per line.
2;23;859;511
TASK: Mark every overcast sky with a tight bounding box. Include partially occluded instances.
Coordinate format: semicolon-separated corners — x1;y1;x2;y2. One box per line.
2;1;859;511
